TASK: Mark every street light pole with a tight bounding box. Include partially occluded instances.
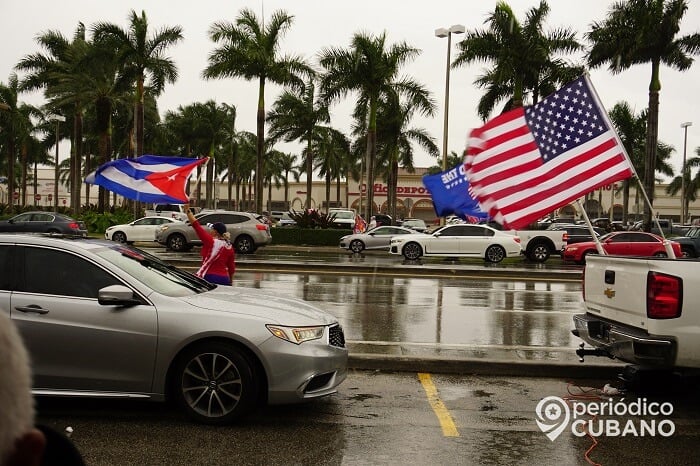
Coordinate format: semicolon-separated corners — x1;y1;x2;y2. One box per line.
435;24;465;225
681;121;692;224
49;115;66;212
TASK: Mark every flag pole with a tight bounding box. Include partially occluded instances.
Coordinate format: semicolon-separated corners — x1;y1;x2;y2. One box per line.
577;199;606;255
584;73;675;258
189;157;209;205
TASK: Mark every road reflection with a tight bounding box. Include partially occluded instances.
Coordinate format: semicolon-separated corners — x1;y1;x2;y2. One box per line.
233;271;583;356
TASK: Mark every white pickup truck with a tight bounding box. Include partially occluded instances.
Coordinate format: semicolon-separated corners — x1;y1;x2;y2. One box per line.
513;229;566;262
484;221;566;262
573;254;699;370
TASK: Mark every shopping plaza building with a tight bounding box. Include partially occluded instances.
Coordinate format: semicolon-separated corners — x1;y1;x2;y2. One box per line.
9;167;700;224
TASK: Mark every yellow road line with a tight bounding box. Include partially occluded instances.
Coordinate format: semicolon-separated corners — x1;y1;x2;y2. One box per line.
418;373;459;437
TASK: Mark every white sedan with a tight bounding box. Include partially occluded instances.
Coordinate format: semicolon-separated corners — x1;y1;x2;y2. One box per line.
389;223;522;263
105;216;181;243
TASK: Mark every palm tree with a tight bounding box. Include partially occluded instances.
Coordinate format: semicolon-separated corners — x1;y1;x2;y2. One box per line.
666;154;700;222
277;152;298;208
16;23;89;214
586;0;700;229
319;31;433;221
46;36;132;212
453;0;583;120
375;90;439;220
312;126;351;210
188;101;229;209
92;10;183;157
203;8;313;214
608;102;647;223
267;81;329;209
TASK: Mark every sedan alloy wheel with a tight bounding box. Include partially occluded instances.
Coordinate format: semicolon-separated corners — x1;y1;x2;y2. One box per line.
485;245;506;263
402;242;423;260
174;342;258;424
349;239;365;253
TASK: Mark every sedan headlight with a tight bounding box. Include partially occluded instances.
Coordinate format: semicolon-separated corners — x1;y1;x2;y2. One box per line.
266;325;325;344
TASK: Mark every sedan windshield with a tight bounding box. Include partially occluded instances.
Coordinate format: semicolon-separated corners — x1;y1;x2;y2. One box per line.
94;244;215;296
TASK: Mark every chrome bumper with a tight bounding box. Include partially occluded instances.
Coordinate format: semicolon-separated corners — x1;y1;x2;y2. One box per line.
572;313;677;367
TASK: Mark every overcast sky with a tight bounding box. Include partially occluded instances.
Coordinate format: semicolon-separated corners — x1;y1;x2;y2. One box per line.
2;0;699;180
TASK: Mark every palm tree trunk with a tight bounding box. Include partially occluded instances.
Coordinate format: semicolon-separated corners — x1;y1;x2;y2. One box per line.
643;61;661;231
20;144;27;208
305;138;313;209
365;106;378;220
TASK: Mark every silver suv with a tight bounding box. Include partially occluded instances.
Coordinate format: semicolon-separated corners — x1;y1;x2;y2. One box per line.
155;211;272;253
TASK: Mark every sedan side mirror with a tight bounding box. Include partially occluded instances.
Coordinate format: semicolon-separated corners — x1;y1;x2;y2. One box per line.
98;285;142;307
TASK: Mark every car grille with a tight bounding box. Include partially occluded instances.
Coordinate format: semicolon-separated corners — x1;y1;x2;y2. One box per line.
329;324;345;348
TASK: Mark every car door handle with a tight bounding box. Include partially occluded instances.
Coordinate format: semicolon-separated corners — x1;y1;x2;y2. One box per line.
15;305;49;315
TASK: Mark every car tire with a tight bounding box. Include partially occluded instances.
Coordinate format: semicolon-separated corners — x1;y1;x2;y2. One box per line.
681;246;696;258
167;233;188;252
112;231;127;243
234;235;255;254
485;245;506;263
172;342;259;425
402;242;423;260
653;252;667;258
578;250;595;265
527;241;550;262
349;239;365;253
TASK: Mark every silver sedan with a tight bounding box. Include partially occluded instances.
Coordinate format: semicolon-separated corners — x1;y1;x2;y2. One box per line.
1;234;347;424
339;225;420;253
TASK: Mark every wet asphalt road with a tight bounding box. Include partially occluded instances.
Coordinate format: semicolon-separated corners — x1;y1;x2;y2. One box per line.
37;370;700;466
34;244;700;465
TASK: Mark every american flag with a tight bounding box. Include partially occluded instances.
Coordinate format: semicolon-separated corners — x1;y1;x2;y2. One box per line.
464;75;634;230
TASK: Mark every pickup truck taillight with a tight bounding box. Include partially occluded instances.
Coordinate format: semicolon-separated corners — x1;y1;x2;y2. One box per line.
562;233;570;242
647;272;682;319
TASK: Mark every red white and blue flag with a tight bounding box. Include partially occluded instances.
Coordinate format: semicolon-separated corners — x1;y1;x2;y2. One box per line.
85;155;208;203
465;75;634;230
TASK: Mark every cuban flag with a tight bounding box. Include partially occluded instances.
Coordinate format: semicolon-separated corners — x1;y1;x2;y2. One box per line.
85;155;208;203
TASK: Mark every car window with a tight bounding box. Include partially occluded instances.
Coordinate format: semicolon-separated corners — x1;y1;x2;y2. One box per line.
22;246;122;298
12;213;32;222
33;213;53;222
0;245;12;290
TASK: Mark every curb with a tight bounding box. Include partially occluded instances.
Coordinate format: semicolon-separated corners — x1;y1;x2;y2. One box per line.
348;354;625;379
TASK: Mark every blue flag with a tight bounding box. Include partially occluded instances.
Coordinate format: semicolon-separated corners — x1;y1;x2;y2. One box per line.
85;155;208;204
422;164;488;220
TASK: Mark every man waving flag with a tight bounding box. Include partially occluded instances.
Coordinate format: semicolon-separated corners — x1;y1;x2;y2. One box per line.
85;155;208;204
464;75;634;230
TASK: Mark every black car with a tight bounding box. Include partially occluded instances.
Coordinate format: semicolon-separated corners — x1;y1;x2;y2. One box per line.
547;224;605;245
0;211;88;236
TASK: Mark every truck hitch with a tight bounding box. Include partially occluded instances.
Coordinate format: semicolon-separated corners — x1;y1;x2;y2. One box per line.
576;343;615;362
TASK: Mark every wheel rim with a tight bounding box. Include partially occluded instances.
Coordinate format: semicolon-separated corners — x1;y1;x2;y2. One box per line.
114;232;126;243
531;245;549;262
486;246;505;263
169;235;185;251
236;236;252;253
350;240;364;253
181;352;243;419
404;243;421;260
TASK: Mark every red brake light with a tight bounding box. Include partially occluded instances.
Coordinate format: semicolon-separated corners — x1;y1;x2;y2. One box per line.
647;272;682;319
256;224;269;231
68;222;79;229
562;233;570;242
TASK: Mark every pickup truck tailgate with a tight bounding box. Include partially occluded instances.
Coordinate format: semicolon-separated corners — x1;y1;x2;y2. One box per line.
582;255;654;330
